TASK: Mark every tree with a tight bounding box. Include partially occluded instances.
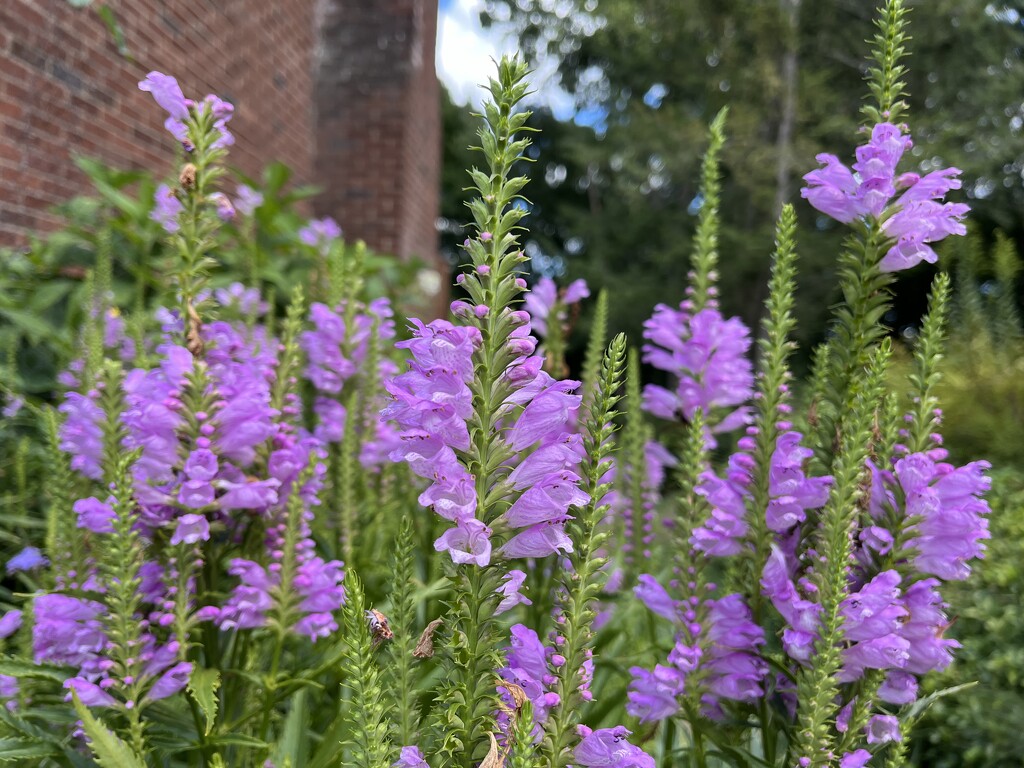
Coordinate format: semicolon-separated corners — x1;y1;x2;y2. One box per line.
474;0;1024;351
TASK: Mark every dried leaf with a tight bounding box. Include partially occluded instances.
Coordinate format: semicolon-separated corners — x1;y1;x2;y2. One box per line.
413;618;443;659
186;301;204;357
498;678;528;710
478;733;504;768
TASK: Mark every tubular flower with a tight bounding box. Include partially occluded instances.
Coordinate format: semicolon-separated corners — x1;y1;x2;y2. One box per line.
894;453;991;581
641;304;753;440
628;578;765;721
386;312;586;564
497;624;560;740
573;725;655;768
524;276;590;337
692;431;831;556
801;122;968;271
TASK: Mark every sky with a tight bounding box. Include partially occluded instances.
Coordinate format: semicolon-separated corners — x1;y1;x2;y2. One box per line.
435;0;577;120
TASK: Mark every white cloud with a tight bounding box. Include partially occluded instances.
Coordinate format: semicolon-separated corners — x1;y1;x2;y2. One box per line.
436;0;576;119
436;0;516;107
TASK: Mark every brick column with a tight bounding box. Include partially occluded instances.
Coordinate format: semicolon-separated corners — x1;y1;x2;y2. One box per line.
313;0;446;315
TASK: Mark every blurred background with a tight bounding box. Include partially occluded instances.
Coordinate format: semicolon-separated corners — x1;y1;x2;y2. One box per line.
3;1;1024;765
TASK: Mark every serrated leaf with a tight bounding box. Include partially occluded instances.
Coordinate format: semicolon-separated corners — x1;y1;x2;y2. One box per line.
187;667;220;736
71;692;146;768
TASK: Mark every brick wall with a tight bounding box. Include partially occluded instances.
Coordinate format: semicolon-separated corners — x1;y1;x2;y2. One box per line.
0;0;444;293
0;0;316;244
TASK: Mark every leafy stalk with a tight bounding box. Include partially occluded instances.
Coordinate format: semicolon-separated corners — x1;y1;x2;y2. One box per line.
541;333;627;768
338;570;392;767
793;342;891;765
744;204;799;617
906;273;950;454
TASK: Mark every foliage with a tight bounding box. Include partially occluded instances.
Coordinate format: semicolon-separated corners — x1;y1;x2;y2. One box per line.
908;468;1024;767
0;4;1007;767
472;0;1024;351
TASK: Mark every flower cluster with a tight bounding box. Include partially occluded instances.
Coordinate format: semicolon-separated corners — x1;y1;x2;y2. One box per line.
692;429;832;557
524;276;590;338
139;71;234;151
642;302;754;439
801;122;968;271
385;313;587;564
628;575;767;721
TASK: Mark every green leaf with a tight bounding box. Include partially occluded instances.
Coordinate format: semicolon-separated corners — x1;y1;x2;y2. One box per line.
187;667;220;736
71;691;146;768
0;738;59;761
0;308;59;343
205;733;270;750
272;690;309;768
0;656;71;682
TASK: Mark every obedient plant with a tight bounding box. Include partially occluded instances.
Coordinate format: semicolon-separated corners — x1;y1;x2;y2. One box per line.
0;2;992;767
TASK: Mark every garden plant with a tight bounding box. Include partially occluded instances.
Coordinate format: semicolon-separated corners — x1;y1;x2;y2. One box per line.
0;1;996;766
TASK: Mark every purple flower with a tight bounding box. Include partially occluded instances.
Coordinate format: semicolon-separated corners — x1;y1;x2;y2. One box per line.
293;557;346;641
138;72;188;120
32;594;107;676
504;471;587;528
313;397;347;443
65;677;117;707
765;432;832;531
2;396;24;418
59;391;104;480
866;714;902;745
219;479;280;511
801;123;968;271
146;661;193;703
433;518;492;567
524;277;589;337
299;217;342;253
840;750;872;768
171;514;210;545
393;747;429;767
574;725;655;768
506;380;582;451
879;670;919;705
498;624;560;740
499;522;574;559
703;595;767;702
496;570;532;614
138;71;190;142
839;570;910;682
201;94;235;149
235;184;264;216
896;454;992;581
626;665;683;722
642;305;753;438
210;560;275;630
634;575;677;621
215;283;267;316
74;496;116;534
151;184;184;234
209;192;236;221
0;611;22;639
6;546;48;574
899;578;958;675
